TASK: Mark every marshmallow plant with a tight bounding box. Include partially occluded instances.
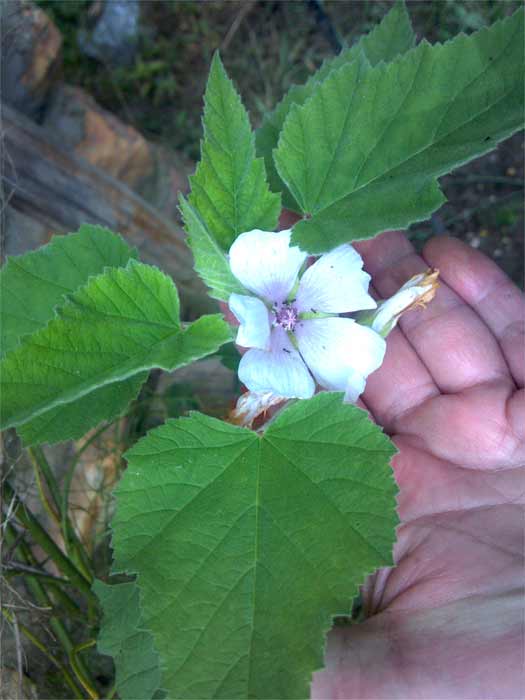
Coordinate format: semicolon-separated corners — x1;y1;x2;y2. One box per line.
1;3;522;698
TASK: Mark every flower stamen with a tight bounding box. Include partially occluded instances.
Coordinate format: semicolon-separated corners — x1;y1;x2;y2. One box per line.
274;303;298;332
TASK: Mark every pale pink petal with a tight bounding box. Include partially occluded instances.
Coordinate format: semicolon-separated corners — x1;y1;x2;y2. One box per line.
229;229;307;304
229;293;271;350
295;244;376;314
238;327;314;399
295;317;386;401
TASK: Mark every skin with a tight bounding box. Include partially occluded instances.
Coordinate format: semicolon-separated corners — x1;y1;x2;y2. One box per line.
310;231;525;699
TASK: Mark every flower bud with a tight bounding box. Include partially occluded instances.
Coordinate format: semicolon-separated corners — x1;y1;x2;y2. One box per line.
358;269;440;337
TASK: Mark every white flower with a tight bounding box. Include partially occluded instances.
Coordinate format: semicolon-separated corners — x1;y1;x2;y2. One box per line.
227;229;386;402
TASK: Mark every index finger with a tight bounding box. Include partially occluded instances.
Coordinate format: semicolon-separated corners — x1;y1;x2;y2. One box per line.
423;236;525;387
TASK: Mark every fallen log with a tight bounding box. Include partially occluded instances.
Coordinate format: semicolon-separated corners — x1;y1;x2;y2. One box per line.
1;103;212;315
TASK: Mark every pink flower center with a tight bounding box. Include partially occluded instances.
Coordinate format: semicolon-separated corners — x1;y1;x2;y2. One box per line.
274;303;298;332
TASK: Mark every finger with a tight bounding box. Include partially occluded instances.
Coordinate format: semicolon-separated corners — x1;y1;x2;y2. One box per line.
362;326;439;432
391;437;525;523
353;233;440;427
356;231;513;394
423;236;525;387
395;383;525;471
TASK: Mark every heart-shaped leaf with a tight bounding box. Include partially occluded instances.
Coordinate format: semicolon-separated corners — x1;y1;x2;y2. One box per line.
110;394;398;699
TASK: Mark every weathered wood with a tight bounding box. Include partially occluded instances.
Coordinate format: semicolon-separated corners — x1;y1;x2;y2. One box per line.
1;103;212;314
41;82;189;224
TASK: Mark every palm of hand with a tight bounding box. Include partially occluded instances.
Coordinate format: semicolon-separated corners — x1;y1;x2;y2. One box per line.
312;233;524;699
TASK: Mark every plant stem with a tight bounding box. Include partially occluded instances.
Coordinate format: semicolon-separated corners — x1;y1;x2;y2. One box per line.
4;561;70;585
70;640;100;700
4;482;97;604
61;423;113;567
1;607;81;696
29;449;62;528
105;683;117;700
48;582;85;620
29;446;94;582
3;528;85;699
28;446;62;517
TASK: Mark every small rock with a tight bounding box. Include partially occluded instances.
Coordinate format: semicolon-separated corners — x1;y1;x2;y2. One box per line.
78;0;140;67
43;84;154;190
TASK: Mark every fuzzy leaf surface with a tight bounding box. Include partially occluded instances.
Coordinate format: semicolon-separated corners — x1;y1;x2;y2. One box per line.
179;195;246;302
18;374;147;446
0;224;137;356
0;225;146;445
255;0;415;210
111;393;398;699
273;10;525;252
0;260;232;431
94;580;163;700
188;53;280;251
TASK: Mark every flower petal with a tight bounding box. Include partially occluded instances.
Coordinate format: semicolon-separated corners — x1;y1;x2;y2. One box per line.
229;391;284;428
295;317;386;400
229;229;307;304
295;244;376;314
238;326;315;399
229;293;271;350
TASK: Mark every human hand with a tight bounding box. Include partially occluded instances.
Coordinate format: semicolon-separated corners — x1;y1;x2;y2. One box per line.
312;231;525;699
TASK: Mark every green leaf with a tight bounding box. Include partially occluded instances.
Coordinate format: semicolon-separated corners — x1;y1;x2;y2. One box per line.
0;225;145;445
255;0;415;211
0;224;137;357
274;9;525;252
179;195;246;302
94;580;162;700
0;260;232;431
216;341;241;372
111;393;398;699
17;374;147;447
188;53;280;251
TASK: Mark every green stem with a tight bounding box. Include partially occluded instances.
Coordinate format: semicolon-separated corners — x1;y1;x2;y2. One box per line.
4;562;85;620
29;445;94;582
1;607;82;698
70;640;100;700
4;561;69;585
4;482;96;604
48;582;85;620
105;684;117;700
29;446;62;516
298;311;335;320
61;423;113;566
3;528;85;699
